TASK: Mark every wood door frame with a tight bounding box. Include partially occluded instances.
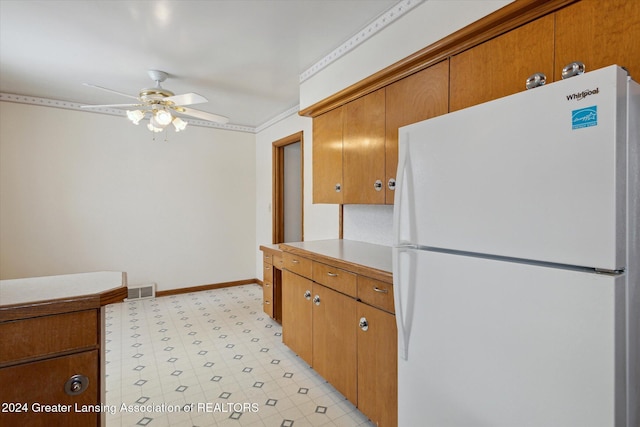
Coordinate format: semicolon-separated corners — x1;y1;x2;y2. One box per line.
272;131;304;244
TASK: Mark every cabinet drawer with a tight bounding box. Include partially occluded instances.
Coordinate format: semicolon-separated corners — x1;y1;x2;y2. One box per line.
263;252;273;264
0;310;98;366
273;253;284;270
263;262;274;284
358;276;395;314
283;253;313;279
313;262;357;298
0;350;99;426
263;282;274;317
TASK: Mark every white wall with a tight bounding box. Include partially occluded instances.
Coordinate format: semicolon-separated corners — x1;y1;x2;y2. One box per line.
0;102;256;291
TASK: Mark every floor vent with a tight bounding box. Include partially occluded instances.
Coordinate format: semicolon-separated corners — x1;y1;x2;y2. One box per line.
126;283;156;300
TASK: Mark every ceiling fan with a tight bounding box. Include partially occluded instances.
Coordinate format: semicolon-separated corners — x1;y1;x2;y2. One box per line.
81;70;229;132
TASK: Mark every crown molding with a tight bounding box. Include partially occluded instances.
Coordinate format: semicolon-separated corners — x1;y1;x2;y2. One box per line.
299;0;425;83
0;93;257;134
254;104;302;133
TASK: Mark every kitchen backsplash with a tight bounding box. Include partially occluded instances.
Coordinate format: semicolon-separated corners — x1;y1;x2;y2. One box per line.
343;204;394;247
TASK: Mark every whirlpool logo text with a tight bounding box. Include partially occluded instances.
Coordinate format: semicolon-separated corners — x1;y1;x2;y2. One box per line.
566;87;599;101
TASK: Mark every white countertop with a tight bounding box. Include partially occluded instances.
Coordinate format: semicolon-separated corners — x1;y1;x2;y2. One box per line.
0;271;126;306
281;239;392;274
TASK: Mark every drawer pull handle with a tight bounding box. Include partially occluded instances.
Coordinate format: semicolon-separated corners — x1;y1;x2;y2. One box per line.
304;290;312;300
265;300;271;305
291;259;300;264
265;266;271;270
65;374;89;396
373;287;388;294
327;272;338;277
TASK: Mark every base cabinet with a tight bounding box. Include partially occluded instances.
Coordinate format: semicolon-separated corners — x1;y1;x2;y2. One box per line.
357;302;398;427
281;250;397;425
282;270;313;365
312;283;357;404
0;350;99;427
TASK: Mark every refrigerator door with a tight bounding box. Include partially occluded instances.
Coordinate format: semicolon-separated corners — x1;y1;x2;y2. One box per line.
395;248;626;427
394;65;629;271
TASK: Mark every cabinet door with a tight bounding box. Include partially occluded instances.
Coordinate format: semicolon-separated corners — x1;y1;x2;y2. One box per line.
555;0;640;80
357;302;398;427
282;270;313;365
313;107;344;204
343;88;386;204
450;14;555;111
312;283;358;404
385;61;449;204
0;350;99;427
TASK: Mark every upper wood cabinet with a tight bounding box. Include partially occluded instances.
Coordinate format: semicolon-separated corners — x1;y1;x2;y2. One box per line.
313;106;344;204
385;61;449;204
343;88;386;204
313;64;448;205
450;14;555;112
309;0;640;205
555;0;640;80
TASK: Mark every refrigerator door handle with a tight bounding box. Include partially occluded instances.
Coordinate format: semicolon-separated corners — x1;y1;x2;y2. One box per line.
393;135;412;247
393;247;415;360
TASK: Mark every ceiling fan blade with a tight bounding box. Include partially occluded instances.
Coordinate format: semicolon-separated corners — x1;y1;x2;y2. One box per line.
83;83;139;100
179;107;229;124
80;103;144;109
165;92;208;106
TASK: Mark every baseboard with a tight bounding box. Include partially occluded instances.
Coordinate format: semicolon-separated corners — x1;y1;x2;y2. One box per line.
156;278;258;298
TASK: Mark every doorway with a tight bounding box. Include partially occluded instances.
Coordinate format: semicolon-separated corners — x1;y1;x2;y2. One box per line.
272;132;304;244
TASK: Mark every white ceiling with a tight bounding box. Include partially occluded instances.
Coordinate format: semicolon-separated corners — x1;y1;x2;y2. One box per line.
0;0;399;131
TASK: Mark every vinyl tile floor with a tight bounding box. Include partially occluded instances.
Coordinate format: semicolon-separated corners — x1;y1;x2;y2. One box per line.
104;284;375;427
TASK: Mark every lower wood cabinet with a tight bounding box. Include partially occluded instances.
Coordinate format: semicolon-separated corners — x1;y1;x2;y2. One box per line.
282;251;396;426
0;350;99;427
282;270;313;365
312;283;357;404
357;301;398;427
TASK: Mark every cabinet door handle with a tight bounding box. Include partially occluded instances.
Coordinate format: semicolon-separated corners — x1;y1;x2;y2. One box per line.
313;295;321;306
374;180;383;191
327;272;338;277
335;183;341;192
65;374;89;396
562;61;586;79
388;178;396;190
359;317;369;331
304;290;312;300
373;286;388;294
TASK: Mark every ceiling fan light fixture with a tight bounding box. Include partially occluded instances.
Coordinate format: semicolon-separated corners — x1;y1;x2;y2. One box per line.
83;70;227;134
127;109;145;125
172;116;187;132
154;108;173;126
147;121;163;132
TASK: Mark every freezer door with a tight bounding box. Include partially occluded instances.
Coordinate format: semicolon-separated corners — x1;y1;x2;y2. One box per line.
394;65;630;270
395;248;626;427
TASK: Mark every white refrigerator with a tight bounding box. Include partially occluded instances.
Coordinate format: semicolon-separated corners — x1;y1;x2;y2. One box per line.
392;65;639;427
